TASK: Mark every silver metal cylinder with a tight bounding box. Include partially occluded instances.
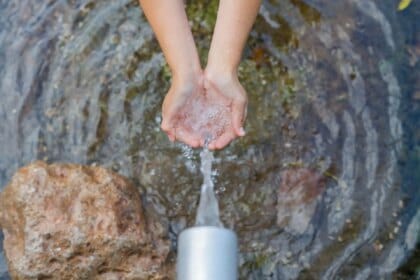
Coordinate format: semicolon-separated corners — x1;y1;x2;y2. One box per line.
177;226;238;280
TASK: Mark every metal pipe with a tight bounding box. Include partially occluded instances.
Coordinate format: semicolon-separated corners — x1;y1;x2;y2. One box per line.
177;226;238;280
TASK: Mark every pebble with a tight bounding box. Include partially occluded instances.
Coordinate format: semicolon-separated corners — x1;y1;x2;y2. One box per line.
335;203;342;211
398;200;404;208
291;263;298;269
373;241;384;252
110;35;120;45
281;257;290;265
44;108;56;118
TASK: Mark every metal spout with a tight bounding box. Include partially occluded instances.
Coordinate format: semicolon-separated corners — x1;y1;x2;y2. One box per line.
177;226;238;280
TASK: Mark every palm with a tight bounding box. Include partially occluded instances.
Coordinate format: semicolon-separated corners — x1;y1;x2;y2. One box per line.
161;74;247;149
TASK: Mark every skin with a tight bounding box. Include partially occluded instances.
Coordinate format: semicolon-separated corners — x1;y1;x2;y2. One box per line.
139;0;261;149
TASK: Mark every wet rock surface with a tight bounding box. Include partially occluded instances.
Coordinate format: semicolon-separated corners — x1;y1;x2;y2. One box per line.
277;167;326;234
0;161;171;279
0;0;418;279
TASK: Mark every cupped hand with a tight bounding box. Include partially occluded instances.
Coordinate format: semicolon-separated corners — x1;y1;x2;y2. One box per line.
160;70;247;150
160;73;204;148
203;70;248;150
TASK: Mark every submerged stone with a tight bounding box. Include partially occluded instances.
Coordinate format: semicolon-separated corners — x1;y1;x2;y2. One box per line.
277;167;326;234
0;161;171;279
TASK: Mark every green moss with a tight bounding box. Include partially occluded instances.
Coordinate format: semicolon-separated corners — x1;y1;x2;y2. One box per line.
186;0;218;30
88;90;110;157
242;253;271;271
254;13;298;51
290;0;322;24
161;63;172;84
125;40;159;79
186;0;219;65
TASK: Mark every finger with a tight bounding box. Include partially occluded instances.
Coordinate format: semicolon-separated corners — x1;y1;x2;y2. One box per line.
199;136;208;147
209;130;236;150
167;133;175;142
198;72;205;90
232;97;247;137
203;76;211;92
161;91;179;134
175;127;201;148
161;115;172;132
243;103;248;121
161;119;176;142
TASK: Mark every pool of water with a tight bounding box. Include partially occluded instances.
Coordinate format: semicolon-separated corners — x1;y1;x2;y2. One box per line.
0;0;419;279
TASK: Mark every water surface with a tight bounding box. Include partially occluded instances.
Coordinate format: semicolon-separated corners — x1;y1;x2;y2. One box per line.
0;0;419;279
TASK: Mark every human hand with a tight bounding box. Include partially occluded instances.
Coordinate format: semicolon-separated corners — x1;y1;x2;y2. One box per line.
140;0;258;149
160;72;204;148
203;69;247;150
161;70;247;150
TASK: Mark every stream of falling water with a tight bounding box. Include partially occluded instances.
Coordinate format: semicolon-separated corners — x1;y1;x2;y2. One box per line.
195;148;223;227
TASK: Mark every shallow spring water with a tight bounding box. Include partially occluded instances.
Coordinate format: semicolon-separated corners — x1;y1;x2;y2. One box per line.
0;0;419;279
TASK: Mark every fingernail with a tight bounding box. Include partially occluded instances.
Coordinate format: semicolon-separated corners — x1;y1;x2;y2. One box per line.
239;127;246;136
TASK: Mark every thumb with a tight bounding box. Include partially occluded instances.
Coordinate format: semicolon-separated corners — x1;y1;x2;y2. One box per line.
232;97;247;137
161;100;178;142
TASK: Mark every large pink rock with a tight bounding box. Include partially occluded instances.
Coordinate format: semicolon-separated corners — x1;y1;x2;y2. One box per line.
0;161;171;279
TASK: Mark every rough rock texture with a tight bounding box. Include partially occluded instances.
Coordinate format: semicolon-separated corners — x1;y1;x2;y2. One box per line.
0;161;171;280
277;167;326;234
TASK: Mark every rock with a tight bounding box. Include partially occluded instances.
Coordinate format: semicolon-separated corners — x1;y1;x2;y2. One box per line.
277;167;326;234
0;161;171;280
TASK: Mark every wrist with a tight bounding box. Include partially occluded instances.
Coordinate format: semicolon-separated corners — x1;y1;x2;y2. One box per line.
207;39;242;78
166;43;202;87
172;63;202;87
204;63;238;87
206;58;238;78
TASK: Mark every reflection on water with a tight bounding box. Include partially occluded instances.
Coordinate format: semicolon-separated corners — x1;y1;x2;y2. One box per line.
0;0;418;278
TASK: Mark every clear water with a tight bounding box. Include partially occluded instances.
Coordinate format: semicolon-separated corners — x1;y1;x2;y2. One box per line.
0;0;418;279
195;148;223;227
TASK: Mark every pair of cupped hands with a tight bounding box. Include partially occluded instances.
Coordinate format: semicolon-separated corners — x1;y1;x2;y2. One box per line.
160;69;247;150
